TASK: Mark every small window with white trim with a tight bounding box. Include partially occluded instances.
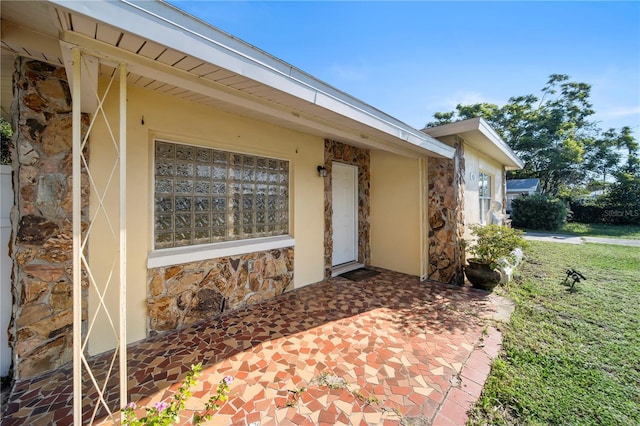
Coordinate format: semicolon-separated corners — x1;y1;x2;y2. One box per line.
154;140;289;249
478;172;492;224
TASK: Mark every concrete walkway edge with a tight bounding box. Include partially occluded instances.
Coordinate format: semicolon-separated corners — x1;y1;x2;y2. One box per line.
432;326;503;426
524;232;640;247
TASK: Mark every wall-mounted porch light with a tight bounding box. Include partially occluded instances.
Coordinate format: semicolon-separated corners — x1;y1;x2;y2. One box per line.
317;165;327;177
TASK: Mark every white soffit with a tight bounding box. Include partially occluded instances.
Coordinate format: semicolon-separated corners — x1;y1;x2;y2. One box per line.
423;117;524;169
47;0;453;158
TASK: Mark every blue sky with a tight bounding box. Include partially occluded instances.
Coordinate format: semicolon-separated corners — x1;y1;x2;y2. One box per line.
168;1;640;134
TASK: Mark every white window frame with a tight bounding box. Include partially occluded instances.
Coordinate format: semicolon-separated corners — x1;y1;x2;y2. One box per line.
479;172;492;224
148;235;294;268
149;139;294;268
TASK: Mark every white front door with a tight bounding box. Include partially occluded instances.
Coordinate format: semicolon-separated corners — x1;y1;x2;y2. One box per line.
332;162;358;266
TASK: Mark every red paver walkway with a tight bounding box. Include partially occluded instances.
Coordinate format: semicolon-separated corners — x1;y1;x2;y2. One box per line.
1;269;507;425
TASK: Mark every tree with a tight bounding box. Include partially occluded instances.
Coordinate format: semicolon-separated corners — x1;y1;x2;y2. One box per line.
584;127;632;188
425;74;623;195
604;126;640;209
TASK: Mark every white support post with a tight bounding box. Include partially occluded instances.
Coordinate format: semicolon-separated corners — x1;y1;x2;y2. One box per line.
70;48;129;425
119;62;128;414
72;46;83;426
419;157;428;282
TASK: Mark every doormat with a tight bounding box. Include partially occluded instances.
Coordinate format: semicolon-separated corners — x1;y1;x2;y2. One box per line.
339;268;380;282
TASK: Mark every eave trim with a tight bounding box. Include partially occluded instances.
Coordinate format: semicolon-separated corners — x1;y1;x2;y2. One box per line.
51;0;453;158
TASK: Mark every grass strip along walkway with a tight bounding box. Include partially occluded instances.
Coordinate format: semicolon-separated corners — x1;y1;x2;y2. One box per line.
468;241;640;425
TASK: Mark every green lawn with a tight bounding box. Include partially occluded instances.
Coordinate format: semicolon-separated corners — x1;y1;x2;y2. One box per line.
468;241;640;425
520;223;640;239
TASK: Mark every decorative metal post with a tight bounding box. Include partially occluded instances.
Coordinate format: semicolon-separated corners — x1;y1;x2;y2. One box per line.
71;46;128;425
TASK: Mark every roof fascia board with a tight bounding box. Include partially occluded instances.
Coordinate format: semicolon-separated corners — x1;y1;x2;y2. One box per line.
118;0;389;119
51;0;317;102
122;0;443;144
410;135;454;158
59;33;442;159
477;117;524;169
313;91;453;158
422;117;481;138
424;117;523;168
51;0;451;158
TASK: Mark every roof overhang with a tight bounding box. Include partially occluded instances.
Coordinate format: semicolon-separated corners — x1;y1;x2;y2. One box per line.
1;0;454;159
422;117;524;170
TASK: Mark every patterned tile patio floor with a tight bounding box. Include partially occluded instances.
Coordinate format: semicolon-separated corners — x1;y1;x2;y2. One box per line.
1;269;507;425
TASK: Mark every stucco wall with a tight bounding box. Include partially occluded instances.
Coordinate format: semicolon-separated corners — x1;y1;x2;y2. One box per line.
7;57;474;377
88;82;325;354
370;150;422;276
463;143;505;235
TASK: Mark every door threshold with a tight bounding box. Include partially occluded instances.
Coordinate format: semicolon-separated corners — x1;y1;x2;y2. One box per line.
332;262;364;278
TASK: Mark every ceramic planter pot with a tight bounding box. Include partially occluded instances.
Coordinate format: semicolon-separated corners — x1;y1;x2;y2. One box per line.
465;258;502;291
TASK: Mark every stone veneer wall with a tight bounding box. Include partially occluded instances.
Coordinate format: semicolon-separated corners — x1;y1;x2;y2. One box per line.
427;137;465;285
147;248;293;334
322;140;370;278
452;138;466;285
9;58;89;379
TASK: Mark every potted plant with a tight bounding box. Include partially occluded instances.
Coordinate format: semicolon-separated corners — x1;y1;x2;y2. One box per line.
465;224;527;290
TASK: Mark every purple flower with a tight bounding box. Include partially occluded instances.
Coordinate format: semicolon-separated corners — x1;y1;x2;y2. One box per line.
224;376;233;386
154;401;169;412
126;402;137;410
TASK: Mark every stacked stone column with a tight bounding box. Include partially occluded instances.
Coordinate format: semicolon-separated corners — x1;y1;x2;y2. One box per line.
9;58;89;379
427;137;465;285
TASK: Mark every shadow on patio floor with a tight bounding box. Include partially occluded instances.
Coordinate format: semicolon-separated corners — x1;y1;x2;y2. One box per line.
1;268;508;425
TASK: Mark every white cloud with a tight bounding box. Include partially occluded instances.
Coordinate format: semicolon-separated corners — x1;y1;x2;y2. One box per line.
328;63;368;82
444;91;491;109
424;90;504;115
596;105;640;119
580;67;640;129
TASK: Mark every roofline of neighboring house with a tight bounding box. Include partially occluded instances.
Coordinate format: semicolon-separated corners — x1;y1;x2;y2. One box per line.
506;187;539;193
506;184;540;193
421;117;524;169
506;178;540;193
49;0;454;159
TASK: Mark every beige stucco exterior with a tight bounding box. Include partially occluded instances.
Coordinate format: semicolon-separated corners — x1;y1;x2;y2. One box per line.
86;82;444;354
463;144;505;228
3;55;521;380
2;1;523;382
85;80;451;354
370;150;424;276
88;82;326;354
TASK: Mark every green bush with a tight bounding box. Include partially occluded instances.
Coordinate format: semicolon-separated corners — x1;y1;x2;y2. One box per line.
569;203;604;224
511;194;568;230
570;203;640;225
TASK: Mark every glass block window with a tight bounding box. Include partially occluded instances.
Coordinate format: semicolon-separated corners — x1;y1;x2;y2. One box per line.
154;140;289;249
478;172;492;224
